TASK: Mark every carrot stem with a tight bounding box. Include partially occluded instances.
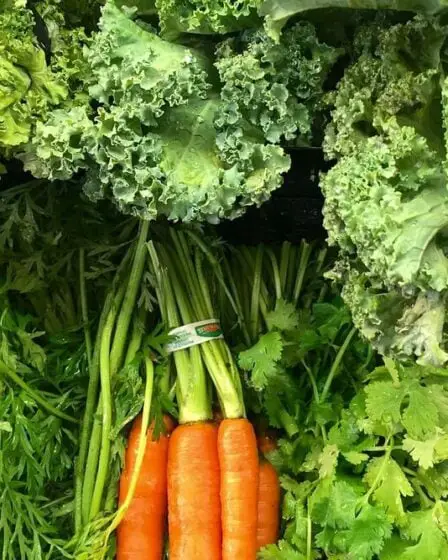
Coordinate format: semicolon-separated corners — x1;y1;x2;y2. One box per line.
110;221;149;376
88;297;117;520
78;251;133;526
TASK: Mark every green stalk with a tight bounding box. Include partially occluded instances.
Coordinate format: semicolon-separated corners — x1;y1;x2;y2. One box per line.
77;255;132;528
75;249;94;532
321;327;357;401
279;242;291;294
266;248;282;301
88;294;123;520
195;249;214;317
149;244;211;424
293;240;313;305
221;254;251;347
171;233;244;419
250;245;264;341
152;231;245;420
124;306;147;365
99;357;155;558
201;341;244;418
170;229;204;315
0;359;78;424
79;249;93;369
306;500;312;560
286;245;298;300
236;252;252;324
83;223;149;522
315;247;328;274
82;281;127;522
185;230;247;339
147;242;168;323
166;256;211;423
109;220;149;377
81;417;102;524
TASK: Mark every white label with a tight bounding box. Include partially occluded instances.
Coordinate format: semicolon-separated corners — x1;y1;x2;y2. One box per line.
166;319;224;353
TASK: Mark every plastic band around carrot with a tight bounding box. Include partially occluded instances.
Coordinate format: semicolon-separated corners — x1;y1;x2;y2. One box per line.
166;319;224;353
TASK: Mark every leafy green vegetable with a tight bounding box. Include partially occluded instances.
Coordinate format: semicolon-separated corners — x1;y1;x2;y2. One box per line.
0;301;85;559
321;16;448;366
155;0;263;36
23;0;293;223
259;0;445;40
0;1;88;157
215;22;341;146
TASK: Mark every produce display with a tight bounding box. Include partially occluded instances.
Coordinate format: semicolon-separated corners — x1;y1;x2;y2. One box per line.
2;1;448;559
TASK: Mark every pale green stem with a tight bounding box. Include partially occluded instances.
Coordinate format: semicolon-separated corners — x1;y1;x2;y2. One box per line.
321;327;357;401
110;221;149;377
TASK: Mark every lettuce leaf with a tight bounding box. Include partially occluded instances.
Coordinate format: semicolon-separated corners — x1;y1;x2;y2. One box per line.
0;1;88;160
0;5;66;150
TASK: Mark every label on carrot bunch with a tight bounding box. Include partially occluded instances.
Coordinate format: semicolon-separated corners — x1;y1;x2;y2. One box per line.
166;319;224;353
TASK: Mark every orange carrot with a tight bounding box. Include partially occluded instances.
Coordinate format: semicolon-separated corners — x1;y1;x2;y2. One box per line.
117;414;174;560
168;422;221;560
219;418;259;560
257;460;280;550
257;433;277;455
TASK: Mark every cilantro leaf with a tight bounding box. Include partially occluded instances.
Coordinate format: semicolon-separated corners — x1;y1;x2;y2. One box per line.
364;457;414;523
318;444;339;479
312;479;359;530
266;300;300;332
401;505;448;559
258;541;307;560
365;379;440;439
346;505;392;560
402;431;448;470
238;331;283;390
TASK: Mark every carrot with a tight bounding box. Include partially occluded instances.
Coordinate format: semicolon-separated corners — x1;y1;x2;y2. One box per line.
150;232;254;559
257;433;277;455
257;460;280;550
117;414;174;560
219;418;259;560
168;422;221;560
256;433;280;549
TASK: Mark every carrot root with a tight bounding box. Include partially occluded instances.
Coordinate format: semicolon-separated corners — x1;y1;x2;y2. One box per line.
117;415;173;560
257;460;280;550
168;422;221;560
219;418;259;560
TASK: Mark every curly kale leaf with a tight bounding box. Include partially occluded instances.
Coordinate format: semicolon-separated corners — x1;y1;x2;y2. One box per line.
334;264;448;367
322;124;448;292
321;16;448;365
324;17;446;160
259;0;445;41
155;0;263;36
0;5;65;150
215;22;341;146
24;1;291;223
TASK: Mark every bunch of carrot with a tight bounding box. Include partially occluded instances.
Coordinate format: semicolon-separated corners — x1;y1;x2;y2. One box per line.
117;415;280;559
116;228;281;559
